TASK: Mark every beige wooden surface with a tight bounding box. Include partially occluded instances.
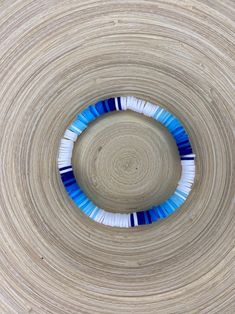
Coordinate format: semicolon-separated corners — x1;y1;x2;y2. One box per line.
0;0;234;313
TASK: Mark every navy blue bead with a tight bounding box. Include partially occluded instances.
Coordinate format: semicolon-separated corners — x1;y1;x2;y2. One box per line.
61;171;75;182
117;97;122;110
137;211;145;225
64;179;76;187
107;98;116;111
178;147;193;155
130;213;134;227
181;157;194;160
59;166;72;171
177;139;190;146
178;143;192;151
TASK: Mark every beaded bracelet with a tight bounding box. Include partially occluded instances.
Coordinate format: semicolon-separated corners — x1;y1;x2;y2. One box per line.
58;96;195;228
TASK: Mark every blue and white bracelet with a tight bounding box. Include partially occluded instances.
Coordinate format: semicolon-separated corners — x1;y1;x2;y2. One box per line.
58;96;196;228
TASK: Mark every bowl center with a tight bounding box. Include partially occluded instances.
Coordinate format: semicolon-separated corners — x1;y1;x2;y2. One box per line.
72;110;181;213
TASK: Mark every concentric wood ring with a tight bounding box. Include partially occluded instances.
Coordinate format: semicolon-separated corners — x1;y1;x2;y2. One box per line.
0;0;234;313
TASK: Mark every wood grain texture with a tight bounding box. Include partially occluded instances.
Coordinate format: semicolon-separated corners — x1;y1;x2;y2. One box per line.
0;0;234;313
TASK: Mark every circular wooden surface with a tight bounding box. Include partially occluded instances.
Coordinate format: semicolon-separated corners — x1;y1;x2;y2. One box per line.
0;1;234;313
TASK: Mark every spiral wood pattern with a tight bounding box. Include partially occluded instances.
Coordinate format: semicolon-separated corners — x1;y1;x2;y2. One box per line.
0;1;234;313
73;110;181;213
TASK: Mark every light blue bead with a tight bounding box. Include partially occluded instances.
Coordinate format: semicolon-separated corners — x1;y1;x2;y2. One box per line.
170;194;184;207
81;108;96;123
70;189;82;199
153;107;164;120
157;206;166;219
73;119;87;131
167;119;182;132
85;203;96;216
90;207;100;219
77;113;89;124
167;198;178;210
164;115;175;127
166;200;177;213
74;193;87;206
79;199;90;210
82;201;96;214
176;189;188;198
162;202;174;215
